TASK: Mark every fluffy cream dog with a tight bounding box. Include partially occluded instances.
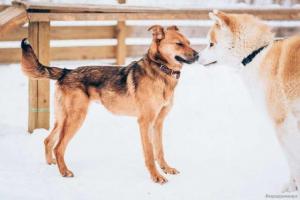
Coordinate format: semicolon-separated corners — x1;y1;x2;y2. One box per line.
199;10;300;193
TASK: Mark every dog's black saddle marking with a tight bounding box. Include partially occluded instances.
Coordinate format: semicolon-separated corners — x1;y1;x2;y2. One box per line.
58;68;71;82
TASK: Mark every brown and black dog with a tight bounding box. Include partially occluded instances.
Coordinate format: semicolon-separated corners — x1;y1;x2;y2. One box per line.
21;25;198;184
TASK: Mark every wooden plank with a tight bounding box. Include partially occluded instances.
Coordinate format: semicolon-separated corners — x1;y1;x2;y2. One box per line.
27;12;208;21
127;44;205;57
115;0;126;65
0;26;27;41
28;9;300;21
13;0;300;17
0;48;21;63
13;0;171;13
50;26;115;40
51;46;115;60
2;25;204;41
0;6;27;37
0;44;204;63
116;21;126;65
0;23;297;63
0;46;116;63
36;22;50;130
0;26;115;41
28;22;38;133
127;26;210;38
126;26;300;38
27;21;50;133
2;25;300;42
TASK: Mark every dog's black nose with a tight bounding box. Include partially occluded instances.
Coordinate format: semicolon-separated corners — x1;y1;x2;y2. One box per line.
193;51;199;61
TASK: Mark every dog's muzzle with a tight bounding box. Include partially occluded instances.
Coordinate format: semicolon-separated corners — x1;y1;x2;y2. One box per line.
175;51;199;64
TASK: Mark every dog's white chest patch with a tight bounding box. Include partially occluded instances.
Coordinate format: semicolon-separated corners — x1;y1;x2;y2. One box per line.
291;99;300;120
240;62;267;113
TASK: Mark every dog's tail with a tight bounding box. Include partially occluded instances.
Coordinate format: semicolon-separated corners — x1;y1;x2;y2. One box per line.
21;38;70;80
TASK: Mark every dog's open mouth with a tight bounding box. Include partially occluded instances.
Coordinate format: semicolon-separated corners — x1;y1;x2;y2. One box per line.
175;56;195;64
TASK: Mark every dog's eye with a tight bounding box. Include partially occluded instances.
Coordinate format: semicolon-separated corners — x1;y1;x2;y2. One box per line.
209;42;214;47
176;42;184;47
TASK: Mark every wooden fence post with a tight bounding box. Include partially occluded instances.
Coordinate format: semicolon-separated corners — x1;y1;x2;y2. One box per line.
116;0;126;65
28;21;50;133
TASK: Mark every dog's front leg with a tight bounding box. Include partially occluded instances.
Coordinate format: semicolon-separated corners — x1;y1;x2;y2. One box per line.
153;105;179;175
275;113;300;193
138;114;168;184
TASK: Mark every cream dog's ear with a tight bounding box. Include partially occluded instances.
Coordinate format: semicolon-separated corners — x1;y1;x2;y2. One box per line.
209;10;231;28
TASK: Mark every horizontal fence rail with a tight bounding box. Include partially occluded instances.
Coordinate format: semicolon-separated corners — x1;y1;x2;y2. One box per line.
0;8;300;64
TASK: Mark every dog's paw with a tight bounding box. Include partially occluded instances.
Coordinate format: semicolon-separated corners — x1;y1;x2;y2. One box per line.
161;166;180;175
61;169;74;178
46;158;57;165
281;179;298;193
151;173;168;184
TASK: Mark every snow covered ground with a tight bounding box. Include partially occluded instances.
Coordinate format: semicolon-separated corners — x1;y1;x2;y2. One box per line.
0;59;297;200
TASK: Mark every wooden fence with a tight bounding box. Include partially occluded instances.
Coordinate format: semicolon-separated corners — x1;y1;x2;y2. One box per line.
0;0;300;64
1;21;299;64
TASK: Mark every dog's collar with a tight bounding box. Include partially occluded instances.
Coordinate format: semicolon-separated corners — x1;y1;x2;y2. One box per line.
241;45;268;66
156;64;181;79
146;54;181;79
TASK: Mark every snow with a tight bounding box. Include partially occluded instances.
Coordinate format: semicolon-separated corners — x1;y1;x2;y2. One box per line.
0;59;296;200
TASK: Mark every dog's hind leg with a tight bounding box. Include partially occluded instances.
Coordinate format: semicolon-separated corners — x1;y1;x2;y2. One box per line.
138;110;168;184
153;105;179;175
44;86;65;165
44;122;61;165
54;90;89;177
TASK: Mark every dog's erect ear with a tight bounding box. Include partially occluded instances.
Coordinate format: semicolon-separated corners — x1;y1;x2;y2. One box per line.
148;25;165;40
209;10;231;27
167;25;179;31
